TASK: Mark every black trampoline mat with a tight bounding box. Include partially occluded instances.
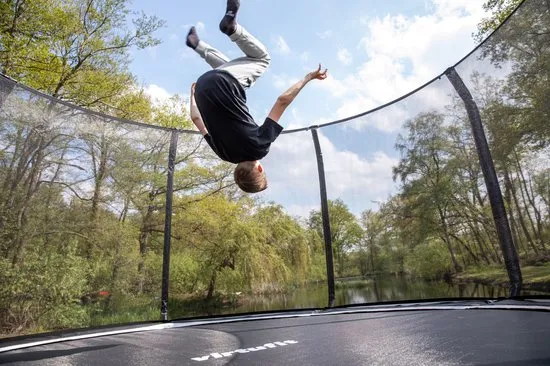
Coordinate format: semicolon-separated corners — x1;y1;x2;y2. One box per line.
1;309;550;365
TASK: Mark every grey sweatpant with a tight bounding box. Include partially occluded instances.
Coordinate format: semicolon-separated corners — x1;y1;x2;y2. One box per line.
194;24;271;89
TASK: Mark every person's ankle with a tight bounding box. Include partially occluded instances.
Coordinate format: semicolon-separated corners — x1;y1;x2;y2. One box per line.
186;26;200;49
219;0;239;35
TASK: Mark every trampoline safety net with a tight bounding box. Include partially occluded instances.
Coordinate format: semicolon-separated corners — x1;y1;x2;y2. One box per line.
0;0;548;337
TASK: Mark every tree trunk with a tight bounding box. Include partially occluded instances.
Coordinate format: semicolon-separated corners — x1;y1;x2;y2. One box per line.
90;136;109;223
467;221;492;265
438;207;461;272
514;151;543;248
503;170;525;253
450;233;479;265
137;196;155;293
108;227;123;309
11;135;46;266
87;136;109;260
510;174;539;254
207;271;217;301
481;223;504;264
119;197;130;223
369;240;375;273
43;149;67;247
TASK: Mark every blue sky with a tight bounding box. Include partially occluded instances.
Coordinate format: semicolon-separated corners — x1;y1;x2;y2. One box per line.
127;0;488;218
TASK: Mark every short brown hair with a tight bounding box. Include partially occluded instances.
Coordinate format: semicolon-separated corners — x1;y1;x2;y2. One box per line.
234;161;267;193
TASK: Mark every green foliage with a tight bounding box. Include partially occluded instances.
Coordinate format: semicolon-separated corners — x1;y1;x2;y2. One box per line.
170;254;200;294
89;295;159;326
404;241;453;280
0;245;89;334
458;264;550;291
141;252;163;294
309;199;364;277
1;0;164;108
254;204;310;284
476;0;523;41
151;95;192;129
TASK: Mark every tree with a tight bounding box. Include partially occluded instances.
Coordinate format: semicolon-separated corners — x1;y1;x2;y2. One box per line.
360;209;387;275
0;0;164;108
171;196;293;299
476;0;550;254
253;204;310;284
393;112;463;273
308;199;363;277
475;0;523;41
0;0;170;333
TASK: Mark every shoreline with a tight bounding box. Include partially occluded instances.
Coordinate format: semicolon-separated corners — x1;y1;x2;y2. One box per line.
455;265;550;294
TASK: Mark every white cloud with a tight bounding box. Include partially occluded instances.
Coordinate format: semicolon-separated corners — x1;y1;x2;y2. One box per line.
285;204;319;219
144;84;173;105
182;21;205;32
275;36;291;54
430;0;484;17
337;48;353;66
272;73;299;91
322;142;398;202
311;0;488;132
260;128;399;217
300;51;310;62
317;30;333;39
315;74;348;99
144;84;190;116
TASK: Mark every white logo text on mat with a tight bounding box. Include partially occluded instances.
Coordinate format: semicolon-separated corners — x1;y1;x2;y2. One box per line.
191;340;299;362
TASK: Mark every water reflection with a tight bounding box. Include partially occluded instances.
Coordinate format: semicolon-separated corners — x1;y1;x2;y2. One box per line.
231;275;543;314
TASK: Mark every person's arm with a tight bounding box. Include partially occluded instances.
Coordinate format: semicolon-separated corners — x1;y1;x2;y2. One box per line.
267;64;328;124
190;83;208;136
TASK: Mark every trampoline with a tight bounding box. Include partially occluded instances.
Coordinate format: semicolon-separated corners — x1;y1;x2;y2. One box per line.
1;0;550;365
2;299;550;365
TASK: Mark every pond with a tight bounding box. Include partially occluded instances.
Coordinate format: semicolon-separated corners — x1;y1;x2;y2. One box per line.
225;275;547;314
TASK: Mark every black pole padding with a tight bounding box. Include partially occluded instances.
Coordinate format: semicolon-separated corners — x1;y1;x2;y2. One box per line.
161;131;179;321
311;128;336;307
445;67;522;297
0;75;16;109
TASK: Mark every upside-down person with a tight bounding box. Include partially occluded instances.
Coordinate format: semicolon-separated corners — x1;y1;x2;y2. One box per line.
187;0;327;193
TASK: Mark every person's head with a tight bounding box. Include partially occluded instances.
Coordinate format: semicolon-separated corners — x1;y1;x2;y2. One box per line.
234;160;267;193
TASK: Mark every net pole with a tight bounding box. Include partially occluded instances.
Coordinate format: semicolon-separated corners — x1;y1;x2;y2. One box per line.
311;128;336;307
161;130;179;321
445;67;522;297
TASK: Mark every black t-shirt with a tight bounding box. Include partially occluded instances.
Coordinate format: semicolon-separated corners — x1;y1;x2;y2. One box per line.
195;69;283;164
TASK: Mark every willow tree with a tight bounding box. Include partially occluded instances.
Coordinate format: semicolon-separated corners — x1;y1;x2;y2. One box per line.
309;199;363;277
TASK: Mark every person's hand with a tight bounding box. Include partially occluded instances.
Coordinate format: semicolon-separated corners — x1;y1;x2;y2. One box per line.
307;64;328;81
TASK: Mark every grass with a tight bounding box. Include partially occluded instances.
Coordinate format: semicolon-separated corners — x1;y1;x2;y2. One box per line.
457;264;550;292
89;305;160;327
88;296;161;327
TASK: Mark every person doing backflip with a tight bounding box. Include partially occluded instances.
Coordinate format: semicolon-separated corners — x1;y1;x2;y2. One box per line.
187;0;328;193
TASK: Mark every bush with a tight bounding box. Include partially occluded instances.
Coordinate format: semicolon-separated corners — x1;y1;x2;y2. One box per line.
404;241;452;280
170;254;200;294
0;245;90;335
